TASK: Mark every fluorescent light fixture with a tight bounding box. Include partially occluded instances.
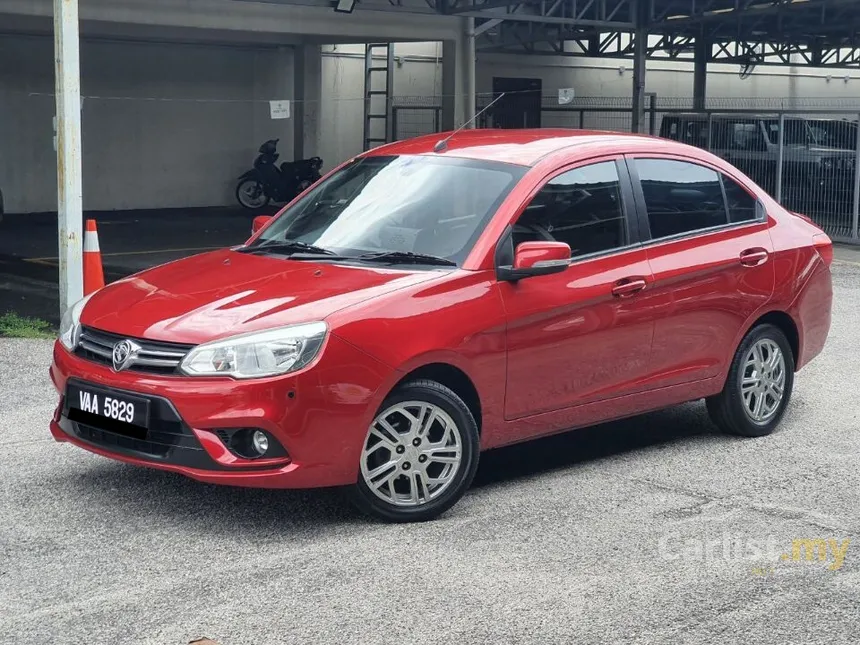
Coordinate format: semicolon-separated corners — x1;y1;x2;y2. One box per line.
334;0;356;13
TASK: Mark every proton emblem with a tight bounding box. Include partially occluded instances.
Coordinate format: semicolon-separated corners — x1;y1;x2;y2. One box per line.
112;339;141;372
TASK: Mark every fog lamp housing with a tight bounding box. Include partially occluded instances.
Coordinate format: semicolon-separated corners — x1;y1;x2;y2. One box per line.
215;428;287;460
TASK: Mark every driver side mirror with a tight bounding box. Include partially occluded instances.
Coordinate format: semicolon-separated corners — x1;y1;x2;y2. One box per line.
252;215;272;235
498;241;571;282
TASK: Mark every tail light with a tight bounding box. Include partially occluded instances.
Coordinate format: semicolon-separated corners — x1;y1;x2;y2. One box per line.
812;233;833;267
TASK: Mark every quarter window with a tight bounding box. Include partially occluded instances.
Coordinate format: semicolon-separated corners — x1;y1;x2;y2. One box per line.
635;159;728;238
722;175;758;223
512;161;627;258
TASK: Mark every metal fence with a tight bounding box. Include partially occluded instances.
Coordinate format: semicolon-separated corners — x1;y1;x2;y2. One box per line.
392;95;860;242
652;107;860;241
392;106;441;141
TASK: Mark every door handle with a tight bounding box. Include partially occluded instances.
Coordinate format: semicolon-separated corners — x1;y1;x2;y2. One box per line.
612;277;648;298
739;248;769;267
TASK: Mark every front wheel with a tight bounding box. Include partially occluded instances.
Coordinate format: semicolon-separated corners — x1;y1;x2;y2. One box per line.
236;178;269;210
350;380;480;522
707;324;795;437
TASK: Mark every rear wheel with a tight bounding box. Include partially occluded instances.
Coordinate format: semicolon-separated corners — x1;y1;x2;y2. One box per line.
236;178;269;210
707;323;795;437
350;380;480;522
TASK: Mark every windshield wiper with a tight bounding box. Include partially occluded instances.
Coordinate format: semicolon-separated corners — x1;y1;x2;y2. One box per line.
354;251;457;267
239;241;340;257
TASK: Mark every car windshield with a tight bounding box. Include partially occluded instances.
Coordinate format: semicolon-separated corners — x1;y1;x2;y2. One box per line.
249;154;527;266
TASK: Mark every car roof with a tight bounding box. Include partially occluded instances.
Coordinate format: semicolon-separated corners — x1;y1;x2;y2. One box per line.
364;129;684;167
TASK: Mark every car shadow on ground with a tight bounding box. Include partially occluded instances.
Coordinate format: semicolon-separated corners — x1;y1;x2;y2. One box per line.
473;401;719;488
62;402;720;533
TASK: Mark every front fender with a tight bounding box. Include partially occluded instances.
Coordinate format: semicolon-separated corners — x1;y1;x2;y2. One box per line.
238;169;261;182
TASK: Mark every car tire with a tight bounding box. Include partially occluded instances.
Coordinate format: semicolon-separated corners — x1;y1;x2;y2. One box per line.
706;323;795;438
349;379;480;523
236;179;270;210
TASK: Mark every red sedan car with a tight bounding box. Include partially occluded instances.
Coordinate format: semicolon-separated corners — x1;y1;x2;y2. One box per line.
50;130;833;522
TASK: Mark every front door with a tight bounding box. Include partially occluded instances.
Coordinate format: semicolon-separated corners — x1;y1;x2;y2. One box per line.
627;156;775;388
500;158;659;420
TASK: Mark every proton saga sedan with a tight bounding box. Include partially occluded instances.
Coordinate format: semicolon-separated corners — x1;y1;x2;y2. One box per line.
50;129;833;522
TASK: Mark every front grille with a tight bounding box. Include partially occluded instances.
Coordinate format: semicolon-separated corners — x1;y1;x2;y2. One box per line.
76;326;195;375
76;422;175;458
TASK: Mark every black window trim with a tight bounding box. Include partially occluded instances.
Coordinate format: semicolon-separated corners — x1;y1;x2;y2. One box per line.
493;155;643;277
624;154;767;247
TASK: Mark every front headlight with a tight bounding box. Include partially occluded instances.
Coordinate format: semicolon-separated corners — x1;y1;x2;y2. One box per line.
179;322;328;379
59;294;93;350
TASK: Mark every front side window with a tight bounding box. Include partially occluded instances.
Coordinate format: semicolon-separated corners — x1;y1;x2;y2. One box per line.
250;155;526;266
512;161;627;259
635;159;728;239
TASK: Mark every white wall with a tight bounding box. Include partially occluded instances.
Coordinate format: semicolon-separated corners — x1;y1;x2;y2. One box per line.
318;45;860;144
476;53;860;103
0;35;293;213
0;0;468;213
316;44;860;154
320;43;444;167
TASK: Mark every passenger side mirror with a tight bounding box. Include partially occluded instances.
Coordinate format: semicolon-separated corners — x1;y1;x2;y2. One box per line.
497;241;571;282
252;215;273;235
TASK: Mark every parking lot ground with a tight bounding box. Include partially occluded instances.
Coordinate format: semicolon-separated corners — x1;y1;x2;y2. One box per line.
1;263;859;644
0;208;261;324
835;242;860;265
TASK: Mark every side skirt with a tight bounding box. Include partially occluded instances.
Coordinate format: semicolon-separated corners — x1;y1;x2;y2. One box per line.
483;376;721;450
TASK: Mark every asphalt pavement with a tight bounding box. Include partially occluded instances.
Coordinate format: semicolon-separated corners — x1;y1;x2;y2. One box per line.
1;261;860;645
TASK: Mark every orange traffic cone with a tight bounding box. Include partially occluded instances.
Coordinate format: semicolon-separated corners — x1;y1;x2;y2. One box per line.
83;219;105;295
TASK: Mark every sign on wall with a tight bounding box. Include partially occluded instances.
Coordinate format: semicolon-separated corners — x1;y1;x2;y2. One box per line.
269;100;291;120
558;88;575;105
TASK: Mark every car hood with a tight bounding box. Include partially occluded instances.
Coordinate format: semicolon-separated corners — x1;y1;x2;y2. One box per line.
81;249;445;344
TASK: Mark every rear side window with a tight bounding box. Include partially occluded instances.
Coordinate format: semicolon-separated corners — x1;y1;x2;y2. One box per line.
635;159;728;238
722;175;758;223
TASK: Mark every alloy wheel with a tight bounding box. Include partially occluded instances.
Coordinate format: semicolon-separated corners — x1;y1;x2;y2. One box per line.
360;401;463;507
740;338;787;424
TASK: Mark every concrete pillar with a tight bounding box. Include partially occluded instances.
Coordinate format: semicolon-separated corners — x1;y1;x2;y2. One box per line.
464;18;476;126
441;39;458;131
441;19;471;131
631;28;647;133
54;0;84;313
294;44;322;160
693;36;709;111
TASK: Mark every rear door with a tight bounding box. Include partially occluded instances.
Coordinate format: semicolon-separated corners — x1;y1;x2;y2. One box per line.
627;156;775;389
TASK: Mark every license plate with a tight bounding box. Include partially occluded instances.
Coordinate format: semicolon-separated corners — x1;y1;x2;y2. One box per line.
66;383;150;429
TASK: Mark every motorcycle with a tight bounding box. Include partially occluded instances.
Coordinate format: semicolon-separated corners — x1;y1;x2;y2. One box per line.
236;139;323;210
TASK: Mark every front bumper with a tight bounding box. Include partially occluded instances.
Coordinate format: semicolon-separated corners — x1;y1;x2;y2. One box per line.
50;335;392;488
